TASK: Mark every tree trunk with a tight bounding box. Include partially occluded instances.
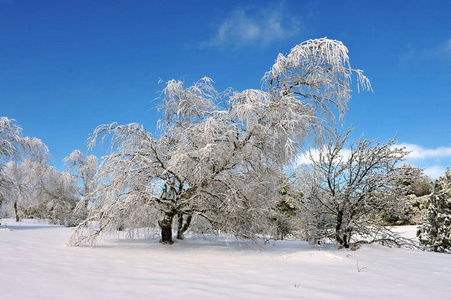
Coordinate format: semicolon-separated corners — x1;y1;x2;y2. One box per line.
14;201;19;222
335;210;349;248
158;211;175;244
176;212;192;240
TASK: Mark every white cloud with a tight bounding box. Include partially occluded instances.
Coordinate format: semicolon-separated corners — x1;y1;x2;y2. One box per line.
296;150;317;165
445;37;451;56
397;143;451;160
422;165;447;180
397;143;451;179
200;3;302;48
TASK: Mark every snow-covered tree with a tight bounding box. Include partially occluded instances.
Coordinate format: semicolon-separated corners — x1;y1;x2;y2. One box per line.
2;158;79;225
0;118;78;225
381;165;431;225
298;128;411;249
0;117;51;218
15;159;79;225
64;150;98;205
67;38;371;246
0;117;23;162
1;161;24;221
396;164;432;197
0;117;48;165
418;168;451;253
0;117;24;212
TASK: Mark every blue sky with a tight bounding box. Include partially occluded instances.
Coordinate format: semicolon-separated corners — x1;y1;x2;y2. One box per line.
1;0;450;178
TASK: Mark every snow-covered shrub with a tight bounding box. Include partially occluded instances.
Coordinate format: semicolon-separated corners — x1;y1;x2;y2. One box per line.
382;194;428;226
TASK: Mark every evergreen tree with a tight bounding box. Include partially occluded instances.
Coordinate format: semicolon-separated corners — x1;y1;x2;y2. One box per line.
270;175;302;241
418;168;451;253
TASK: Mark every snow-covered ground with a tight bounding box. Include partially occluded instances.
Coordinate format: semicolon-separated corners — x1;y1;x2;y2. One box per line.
1;219;450;299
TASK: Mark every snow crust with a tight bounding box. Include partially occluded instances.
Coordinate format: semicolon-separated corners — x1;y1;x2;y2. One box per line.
1;219;450;299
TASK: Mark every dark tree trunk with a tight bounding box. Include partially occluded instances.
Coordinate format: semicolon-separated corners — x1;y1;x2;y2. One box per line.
158;211;175;244
176;212;192;240
14;201;19;222
335;210;349;248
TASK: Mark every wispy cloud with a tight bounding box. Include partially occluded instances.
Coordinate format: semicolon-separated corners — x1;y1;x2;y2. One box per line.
444;37;451;56
200;3;302;48
398;143;451;179
398;143;451;160
399;36;451;66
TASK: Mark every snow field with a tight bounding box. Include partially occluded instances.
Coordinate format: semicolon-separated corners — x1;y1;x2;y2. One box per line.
1;219;450;299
